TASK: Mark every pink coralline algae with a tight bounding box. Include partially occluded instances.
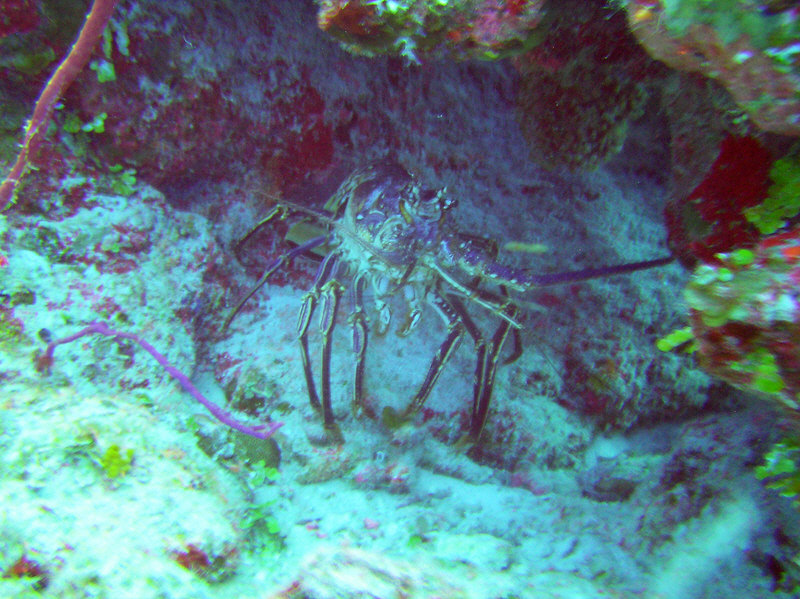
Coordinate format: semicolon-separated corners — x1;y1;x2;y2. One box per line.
60;8;334;193
0;0;39;38
664;135;774;266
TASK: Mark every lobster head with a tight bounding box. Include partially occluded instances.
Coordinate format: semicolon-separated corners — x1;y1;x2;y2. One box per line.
333;161;455;265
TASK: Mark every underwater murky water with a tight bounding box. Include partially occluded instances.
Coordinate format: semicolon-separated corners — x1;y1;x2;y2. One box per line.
1;1;798;598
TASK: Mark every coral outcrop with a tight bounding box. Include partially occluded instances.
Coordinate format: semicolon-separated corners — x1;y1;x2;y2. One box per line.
315;0;547;62
513;0;662;170
623;0;800;137
686;234;800;413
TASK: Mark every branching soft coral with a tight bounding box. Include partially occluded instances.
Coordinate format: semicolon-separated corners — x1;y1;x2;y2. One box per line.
0;0;118;210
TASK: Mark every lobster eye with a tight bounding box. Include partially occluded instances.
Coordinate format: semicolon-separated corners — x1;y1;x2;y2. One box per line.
414;188;445;221
419;189;438;204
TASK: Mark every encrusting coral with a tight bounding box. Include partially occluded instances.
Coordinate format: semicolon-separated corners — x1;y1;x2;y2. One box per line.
623;0;800;136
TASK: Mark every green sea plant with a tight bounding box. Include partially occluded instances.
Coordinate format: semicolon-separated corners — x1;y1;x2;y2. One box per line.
655;326;696;353
0;308;24;344
90;58;116;83
60;110;108;159
99;443;134;479
683;261;759;328
756;438;800;506
247;460;280;487
745;154;800;235
108;165;137;196
755;437;800;590
239;499;284;552
64;434;134;480
0;46;57;76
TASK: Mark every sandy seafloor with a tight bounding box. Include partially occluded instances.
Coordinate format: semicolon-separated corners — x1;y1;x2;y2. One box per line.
1;1;799;598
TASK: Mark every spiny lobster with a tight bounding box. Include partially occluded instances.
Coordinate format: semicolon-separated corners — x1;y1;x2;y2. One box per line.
224;160;673;444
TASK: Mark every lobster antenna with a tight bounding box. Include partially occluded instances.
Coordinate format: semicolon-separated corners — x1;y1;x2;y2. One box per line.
530;255;675;286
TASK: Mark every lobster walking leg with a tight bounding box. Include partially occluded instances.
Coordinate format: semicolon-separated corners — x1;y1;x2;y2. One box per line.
445;291;519;442
296;254;339;421
445;294;488;421
349;274;370;418
407;291;465;414
318;278;345;443
470;301;519;441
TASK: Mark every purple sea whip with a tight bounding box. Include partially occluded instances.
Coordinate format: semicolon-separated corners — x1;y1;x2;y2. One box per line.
36;322;283;440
